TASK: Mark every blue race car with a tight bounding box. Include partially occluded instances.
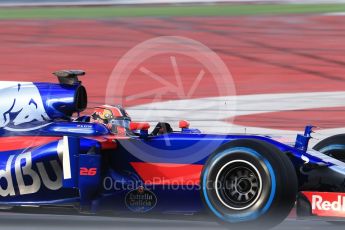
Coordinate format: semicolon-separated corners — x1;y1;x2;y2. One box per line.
0;70;345;229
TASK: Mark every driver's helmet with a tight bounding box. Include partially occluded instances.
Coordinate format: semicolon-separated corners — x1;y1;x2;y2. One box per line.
90;105;131;134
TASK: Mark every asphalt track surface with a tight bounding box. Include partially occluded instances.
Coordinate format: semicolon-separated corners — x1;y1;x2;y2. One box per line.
0;211;343;230
1;12;345;230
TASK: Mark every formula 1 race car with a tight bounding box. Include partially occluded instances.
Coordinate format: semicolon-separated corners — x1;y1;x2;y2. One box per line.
0;70;345;229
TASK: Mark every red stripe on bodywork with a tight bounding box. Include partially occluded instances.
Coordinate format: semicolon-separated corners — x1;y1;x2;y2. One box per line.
131;162;203;185
0;136;61;152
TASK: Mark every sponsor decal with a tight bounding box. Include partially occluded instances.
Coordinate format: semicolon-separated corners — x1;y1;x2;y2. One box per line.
0;152;62;197
0;82;50;131
125;187;157;213
303;191;345;217
76;124;93;129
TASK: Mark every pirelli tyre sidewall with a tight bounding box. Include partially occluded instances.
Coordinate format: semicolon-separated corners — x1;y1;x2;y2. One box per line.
201;139;298;228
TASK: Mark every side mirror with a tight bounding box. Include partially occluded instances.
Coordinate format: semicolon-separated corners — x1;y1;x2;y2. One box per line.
130;122;150;138
179;120;190;129
178;120;201;134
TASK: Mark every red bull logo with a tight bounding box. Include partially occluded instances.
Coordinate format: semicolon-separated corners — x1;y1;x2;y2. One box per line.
303;191;345;218
0;152;62;197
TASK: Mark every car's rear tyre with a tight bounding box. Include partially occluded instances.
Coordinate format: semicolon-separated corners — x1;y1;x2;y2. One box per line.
201;139;297;229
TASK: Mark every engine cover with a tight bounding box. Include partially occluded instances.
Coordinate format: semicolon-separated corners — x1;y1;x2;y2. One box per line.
0;81;87;130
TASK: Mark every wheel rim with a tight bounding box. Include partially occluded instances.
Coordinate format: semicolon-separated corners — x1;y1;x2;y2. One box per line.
215;160;263;211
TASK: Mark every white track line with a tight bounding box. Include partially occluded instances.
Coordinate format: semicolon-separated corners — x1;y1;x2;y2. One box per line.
324;12;345;16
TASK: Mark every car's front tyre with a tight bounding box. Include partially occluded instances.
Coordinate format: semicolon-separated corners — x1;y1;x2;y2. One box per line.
201;139;297;229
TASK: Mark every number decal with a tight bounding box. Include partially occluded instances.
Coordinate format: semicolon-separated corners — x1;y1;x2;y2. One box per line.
80;167;97;176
